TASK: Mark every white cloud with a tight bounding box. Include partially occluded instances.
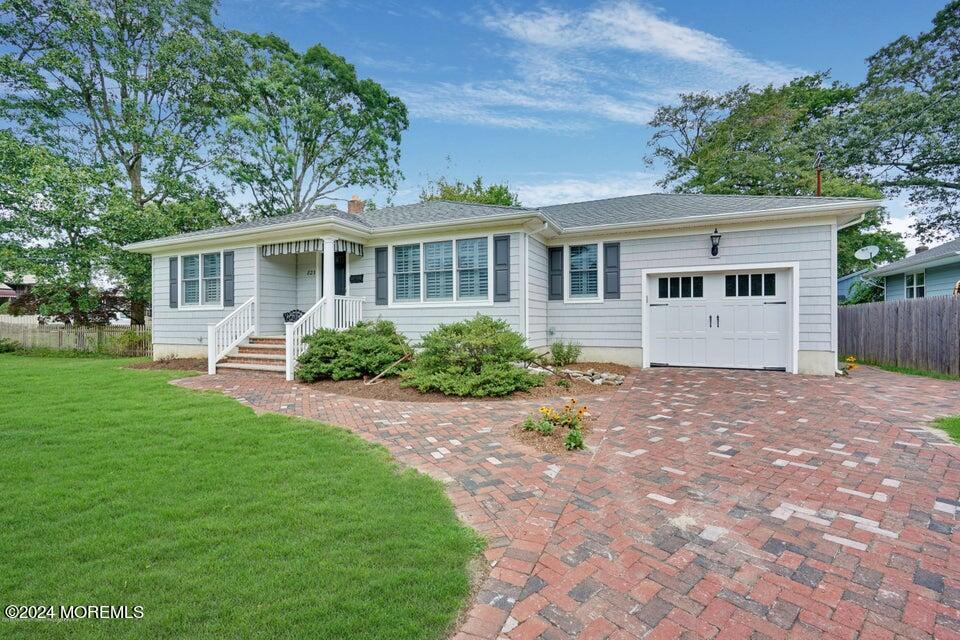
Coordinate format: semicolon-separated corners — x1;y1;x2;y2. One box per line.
397;1;803;131
514;171;662;206
883;194;922;252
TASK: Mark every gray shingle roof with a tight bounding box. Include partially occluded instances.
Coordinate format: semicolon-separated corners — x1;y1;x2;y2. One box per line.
867;237;960;277
127;193;877;250
539;193;873;228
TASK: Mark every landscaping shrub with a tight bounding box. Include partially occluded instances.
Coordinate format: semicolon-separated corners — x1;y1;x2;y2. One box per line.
297;320;411;382
550;340;582;367
0;337;18;353
400;314;543;397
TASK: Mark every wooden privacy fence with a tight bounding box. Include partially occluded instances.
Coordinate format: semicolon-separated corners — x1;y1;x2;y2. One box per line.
0;322;152;357
839;297;960;376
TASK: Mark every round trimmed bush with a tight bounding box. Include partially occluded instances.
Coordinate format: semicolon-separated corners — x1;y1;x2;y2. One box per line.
400;314;543;397
296;320;410;381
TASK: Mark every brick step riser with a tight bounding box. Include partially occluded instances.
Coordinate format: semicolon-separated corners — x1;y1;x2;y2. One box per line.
248;339;285;346
237;347;285;355
222;357;284;366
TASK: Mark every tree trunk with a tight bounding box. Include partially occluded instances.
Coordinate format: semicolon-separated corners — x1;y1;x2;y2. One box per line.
129;299;146;326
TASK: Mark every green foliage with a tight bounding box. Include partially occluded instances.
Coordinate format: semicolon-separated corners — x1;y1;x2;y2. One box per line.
841;278;884;305
0;337;16;353
296;320;410;382
554;378;571;389
401;315;542;397
0;133;114;323
522;416;555;435
220;33;408;217
550;340;582;367
935;415;960;443
420;176;521;207
564;429;585;451
645;74;907;275
829;1;960;241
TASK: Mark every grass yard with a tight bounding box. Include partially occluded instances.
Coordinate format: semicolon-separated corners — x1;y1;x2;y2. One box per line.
0;356;482;639
847;358;960;381
935;416;960;443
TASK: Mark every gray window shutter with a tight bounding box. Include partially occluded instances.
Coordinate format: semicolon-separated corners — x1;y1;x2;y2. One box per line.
375;247;388;305
223;251;235;307
493;235;510;302
548;247;563;300
603;242;620;299
168;256;178;308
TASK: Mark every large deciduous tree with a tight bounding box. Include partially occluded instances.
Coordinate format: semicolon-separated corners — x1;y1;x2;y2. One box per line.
419;176;521;206
220;34;407;217
829;1;960;241
0;0;241;322
646;74;907;275
0;133;115;323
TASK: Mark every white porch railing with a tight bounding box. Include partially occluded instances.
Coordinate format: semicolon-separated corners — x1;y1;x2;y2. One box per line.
207;298;256;374
285;297;326;381
333;295;364;330
284;295;365;381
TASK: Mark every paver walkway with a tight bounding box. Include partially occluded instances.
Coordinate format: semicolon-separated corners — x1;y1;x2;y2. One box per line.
176;367;960;639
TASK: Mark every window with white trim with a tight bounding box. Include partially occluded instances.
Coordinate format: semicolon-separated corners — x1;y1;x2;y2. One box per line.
658;276;704;298
906;271;925;298
394;243;421;301
569;244;598;298
181;252;222;306
457;237;488;299
725;272;776;297
424;240;453;300
391;237;490;304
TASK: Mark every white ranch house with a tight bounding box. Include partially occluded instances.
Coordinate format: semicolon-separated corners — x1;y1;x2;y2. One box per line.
124;193;879;379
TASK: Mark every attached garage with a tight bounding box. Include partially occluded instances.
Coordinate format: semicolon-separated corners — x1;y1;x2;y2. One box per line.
642;264;798;373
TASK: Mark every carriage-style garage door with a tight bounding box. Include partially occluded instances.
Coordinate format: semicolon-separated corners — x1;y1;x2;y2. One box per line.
646;269;792;370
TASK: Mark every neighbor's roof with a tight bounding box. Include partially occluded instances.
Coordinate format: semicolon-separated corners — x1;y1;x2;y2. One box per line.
867;237;960;278
0;283;15;297
124;193;879;252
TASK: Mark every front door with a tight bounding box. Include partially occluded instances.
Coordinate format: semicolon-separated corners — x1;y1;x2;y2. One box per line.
334;252;346;296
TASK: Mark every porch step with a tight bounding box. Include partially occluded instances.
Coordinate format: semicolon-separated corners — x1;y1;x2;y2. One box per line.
222;354;285;365
216;362;285;374
237;343;285;356
248;336;286;345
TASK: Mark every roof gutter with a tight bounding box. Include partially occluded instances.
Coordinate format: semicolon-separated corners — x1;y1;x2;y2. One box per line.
123;216;374;253
554;200;880;235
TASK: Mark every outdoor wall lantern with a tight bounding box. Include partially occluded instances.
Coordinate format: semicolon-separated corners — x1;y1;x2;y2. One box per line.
710;228;722;257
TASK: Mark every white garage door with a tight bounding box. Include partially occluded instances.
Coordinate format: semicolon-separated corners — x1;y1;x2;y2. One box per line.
647;270;791;370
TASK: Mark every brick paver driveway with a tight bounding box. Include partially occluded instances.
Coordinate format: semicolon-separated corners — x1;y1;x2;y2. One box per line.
177;367;960;639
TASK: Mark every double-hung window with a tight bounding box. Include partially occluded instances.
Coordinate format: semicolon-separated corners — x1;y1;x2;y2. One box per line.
457;237;488;299
180;252;222;306
906;271;925;298
424;241;453;300
392;237;490;303
394;243;421;301
569;244;598;298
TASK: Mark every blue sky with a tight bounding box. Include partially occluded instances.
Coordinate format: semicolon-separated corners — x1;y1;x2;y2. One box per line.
220;0;945;246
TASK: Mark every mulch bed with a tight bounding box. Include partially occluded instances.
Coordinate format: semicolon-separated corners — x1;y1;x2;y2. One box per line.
127;358;207;372
510;415;596;455
299;373;620;403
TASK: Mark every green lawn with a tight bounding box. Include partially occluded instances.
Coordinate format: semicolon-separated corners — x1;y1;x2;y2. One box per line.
844;357;960;381
0;356;482;639
934;416;960;443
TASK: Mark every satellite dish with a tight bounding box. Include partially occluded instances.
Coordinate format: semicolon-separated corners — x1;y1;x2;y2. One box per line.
854;245;880;261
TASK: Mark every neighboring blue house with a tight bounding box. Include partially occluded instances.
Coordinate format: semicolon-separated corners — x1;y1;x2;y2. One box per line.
837;268;870;302
866;238;960;300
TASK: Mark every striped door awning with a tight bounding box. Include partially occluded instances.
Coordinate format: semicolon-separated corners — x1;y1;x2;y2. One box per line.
260;239;364;258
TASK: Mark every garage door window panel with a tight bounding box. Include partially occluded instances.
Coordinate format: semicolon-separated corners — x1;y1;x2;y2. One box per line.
658;276;703;299
726;272;778;297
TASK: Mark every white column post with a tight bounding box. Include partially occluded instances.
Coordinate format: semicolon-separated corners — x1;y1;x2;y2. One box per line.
322;237;336;329
207;324;217;375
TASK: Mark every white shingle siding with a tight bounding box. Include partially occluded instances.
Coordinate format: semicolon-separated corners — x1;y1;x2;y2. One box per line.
151;246;256;346
527;236;548;348
545;224;833;352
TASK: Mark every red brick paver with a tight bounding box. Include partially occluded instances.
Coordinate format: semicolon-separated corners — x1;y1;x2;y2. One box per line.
176;367;960;639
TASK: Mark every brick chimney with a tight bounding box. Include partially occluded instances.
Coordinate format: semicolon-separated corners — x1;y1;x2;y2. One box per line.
916;245;929;254
347;195;364;214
